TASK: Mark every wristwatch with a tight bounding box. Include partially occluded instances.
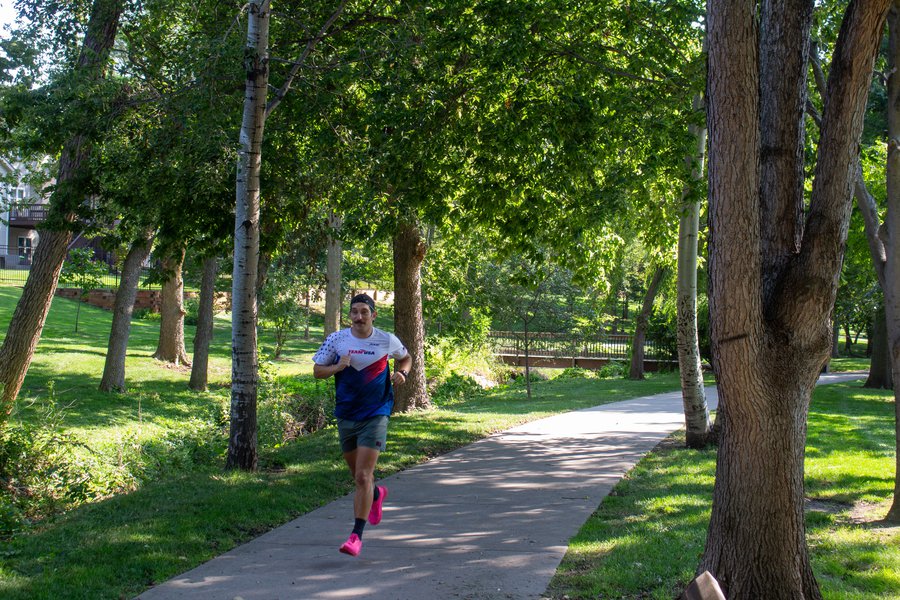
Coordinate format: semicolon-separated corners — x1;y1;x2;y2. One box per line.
397;370;409;378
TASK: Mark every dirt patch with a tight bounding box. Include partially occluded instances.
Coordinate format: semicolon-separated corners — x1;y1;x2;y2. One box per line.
805;498;849;514
155;360;192;373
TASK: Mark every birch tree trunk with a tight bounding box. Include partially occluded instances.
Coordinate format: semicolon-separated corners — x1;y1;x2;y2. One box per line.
392;219;429;412
0;0;122;414
153;249;191;365
677;94;712;448
226;0;270;471
189;256;219;391
99;229;154;392
629;266;667;380
700;2;888;597
324;210;343;336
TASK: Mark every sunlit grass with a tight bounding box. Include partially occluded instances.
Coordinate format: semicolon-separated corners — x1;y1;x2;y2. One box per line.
547;381;898;599
0;285;693;599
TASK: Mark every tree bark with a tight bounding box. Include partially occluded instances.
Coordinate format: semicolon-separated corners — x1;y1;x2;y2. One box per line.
153;249;191;365
189;256;218;391
831;315;841;358
865;304;893;388
324;210;343;337
392;219;429;412
883;1;900;521
0;0;123;415
99;229;154;392
676;93;712;447
226;0;270;471
701;1;888;597
629;266;667;380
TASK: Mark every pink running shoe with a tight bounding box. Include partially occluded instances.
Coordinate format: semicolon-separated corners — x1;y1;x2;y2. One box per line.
369;485;388;525
339;533;362;556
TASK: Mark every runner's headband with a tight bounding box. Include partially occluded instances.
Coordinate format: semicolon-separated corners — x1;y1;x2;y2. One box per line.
350;294;376;312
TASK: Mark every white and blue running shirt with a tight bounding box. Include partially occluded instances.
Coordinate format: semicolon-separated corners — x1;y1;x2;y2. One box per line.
313;327;409;420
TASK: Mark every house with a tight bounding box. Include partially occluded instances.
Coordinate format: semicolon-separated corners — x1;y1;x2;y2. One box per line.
0;156;50;269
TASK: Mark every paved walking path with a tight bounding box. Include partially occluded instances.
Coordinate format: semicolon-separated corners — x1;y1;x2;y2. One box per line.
137;373;864;600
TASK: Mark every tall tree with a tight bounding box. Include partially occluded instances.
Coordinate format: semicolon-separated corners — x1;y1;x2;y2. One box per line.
856;1;900;520
100;228;154;392
701;2;889;598
629;265;668;380
676;93;712;447
0;0;123;413
324;209;343;336
152;248;191;365
811;8;899;518
227;0;271;470
189;255;219;391
392;216;428;411
227;0;371;470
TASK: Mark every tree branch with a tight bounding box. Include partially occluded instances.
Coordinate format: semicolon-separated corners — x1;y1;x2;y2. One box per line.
265;0;349;118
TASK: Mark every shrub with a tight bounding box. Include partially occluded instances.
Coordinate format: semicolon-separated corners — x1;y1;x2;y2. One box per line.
425;335;508;386
556;367;597;380
598;360;627;379
0;387;230;537
0;387;98;535
432;373;485;406
257;363;335;449
183;296;201;327
133;308;160;321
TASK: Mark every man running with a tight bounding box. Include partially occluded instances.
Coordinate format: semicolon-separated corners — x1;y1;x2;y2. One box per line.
313;293;411;557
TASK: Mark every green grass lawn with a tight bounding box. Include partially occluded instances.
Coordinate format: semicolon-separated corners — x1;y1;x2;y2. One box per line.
0;283;895;599
546;381;899;600
0;283;691;599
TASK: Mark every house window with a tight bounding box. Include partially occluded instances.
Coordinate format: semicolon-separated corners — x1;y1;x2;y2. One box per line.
17;236;32;265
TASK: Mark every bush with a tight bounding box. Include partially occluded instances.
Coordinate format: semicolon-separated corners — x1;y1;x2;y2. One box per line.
133;308;160;321
425;335;508;386
556;367;597;380
0;387;98;535
432;373;485;406
257;363;335;449
183;296;201;327
598;360;627;379
0;387;230;537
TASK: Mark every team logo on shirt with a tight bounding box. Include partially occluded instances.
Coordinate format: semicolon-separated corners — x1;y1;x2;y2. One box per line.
348;349;376;356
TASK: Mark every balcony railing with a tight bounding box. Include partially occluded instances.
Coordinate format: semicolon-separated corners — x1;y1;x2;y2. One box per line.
7;204;50;227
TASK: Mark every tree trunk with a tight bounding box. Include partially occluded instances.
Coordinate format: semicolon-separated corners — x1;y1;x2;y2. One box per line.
153;249;191;365
629;266;667;380
324;210;343;337
189;256;218;391
0;0;122;415
865;304;893;388
99;229;154;392
831;315;841;358
843;321;853;355
226;0;270;471
701;1;887;597
676;93;712;447
524;320;532;400
883;1;900;521
224;0;345;469
392;219;429;412
304;289;311;340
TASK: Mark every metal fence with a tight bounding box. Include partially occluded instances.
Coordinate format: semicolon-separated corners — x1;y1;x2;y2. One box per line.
487;330;670;361
0;246;159;290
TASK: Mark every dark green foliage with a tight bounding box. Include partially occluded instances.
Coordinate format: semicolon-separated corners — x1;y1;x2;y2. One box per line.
432;372;485;407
